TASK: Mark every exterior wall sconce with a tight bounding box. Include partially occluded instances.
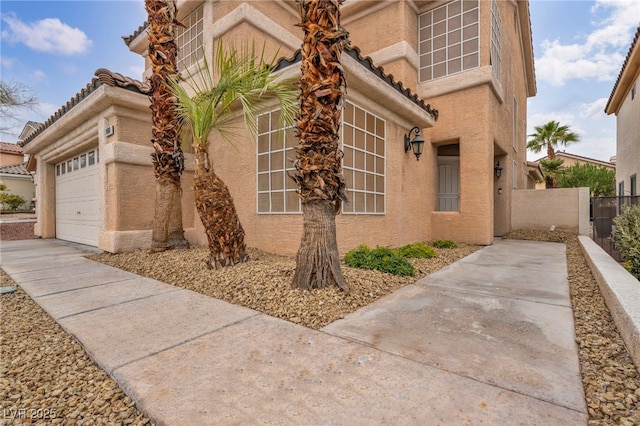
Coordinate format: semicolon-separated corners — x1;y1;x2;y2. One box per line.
404;127;424;161
494;161;503;178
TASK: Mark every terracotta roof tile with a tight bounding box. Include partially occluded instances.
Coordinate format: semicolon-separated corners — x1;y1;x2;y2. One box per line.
0;162;30;176
0;142;23;154
274;45;439;121
122;22;148;47
19;69;150;148
606;25;640;112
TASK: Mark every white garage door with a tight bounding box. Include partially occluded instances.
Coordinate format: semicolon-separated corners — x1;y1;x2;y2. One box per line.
55;149;100;246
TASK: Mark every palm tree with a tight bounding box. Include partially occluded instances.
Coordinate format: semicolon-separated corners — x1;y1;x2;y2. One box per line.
539;157;564;189
170;41;298;269
290;0;349;291
527;120;580;160
145;0;189;252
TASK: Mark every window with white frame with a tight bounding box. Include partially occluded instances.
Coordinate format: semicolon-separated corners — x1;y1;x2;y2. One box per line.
437;144;460;212
418;0;480;82
256;101;386;214
257;110;299;213
342;102;386;214
631;174;637;196
513;160;518;189
176;5;204;71
55;148;99;176
512;97;518;151
490;0;502;80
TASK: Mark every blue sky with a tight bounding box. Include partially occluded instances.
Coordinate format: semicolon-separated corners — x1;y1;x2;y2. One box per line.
1;0;639;163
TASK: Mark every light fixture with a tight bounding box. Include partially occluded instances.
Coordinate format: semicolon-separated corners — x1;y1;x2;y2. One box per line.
494;161;503;178
404;126;424;161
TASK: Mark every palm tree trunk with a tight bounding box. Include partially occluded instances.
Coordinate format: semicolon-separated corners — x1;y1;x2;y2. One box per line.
193;145;248;269
291;0;349;291
146;0;189;252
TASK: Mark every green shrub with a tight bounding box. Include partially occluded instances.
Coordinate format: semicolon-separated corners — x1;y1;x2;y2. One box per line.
613;204;640;280
431;239;457;249
397;242;437;259
0;192;26;211
344;245;415;276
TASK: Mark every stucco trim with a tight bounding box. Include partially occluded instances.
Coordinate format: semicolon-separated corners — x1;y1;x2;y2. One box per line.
211;3;300;50
367;41;419;70
102;141;195;172
417;66;503;103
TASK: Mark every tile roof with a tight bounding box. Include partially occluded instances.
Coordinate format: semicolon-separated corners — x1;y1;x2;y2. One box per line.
19;69;150;148
122;22;148;47
0;162;30;176
606;25;640;112
274;45;439;121
0;142;23;154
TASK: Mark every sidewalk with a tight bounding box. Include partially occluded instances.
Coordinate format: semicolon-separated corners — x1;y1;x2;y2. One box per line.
1;239;588;425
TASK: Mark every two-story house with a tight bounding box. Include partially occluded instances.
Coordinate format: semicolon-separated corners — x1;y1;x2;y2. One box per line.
605;25;639;197
20;0;536;255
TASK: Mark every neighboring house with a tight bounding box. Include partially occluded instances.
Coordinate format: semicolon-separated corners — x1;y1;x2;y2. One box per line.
0;142;25;166
605;25;640;197
20;0;536;255
0;162;35;210
0;142;34;210
533;151;616;190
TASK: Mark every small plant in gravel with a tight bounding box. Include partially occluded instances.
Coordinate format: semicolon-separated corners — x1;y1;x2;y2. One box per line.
431;239;457;249
397;242;437;259
344;245;415;276
613;204;640;280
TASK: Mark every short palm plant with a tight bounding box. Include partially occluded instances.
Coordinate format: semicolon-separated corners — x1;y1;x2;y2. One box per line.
170;41;298;269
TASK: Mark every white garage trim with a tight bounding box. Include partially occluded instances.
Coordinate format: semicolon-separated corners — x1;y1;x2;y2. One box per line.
55;148;100;246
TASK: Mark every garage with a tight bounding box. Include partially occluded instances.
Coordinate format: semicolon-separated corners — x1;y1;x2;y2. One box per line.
55;148;100;246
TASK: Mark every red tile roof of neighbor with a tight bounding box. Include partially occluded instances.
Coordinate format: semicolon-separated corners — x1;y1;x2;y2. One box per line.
0;162;30;176
0;142;24;154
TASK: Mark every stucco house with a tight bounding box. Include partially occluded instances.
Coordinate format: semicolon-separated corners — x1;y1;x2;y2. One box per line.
0;142;34;210
20;0;536;255
605;25;639;197
533;151;616;191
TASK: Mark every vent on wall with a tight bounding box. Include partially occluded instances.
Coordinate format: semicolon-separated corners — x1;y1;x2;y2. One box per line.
105;125;114;137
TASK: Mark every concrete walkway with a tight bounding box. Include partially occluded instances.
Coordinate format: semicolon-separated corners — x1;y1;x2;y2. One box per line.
1;239;588;425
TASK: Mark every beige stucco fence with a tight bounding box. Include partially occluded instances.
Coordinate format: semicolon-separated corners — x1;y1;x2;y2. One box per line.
511;187;590;235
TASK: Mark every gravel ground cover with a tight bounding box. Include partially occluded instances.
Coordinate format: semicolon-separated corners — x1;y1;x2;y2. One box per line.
2;225;639;424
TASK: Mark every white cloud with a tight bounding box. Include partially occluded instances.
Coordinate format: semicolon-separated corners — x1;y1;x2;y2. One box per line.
579;97;609;119
31;70;47;82
536;0;639;86
1;56;15;69
1;13;92;56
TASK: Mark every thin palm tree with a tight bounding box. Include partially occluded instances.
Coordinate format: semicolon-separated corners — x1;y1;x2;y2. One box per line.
290;0;349;291
170;41;298;269
527;120;580;160
145;0;189;252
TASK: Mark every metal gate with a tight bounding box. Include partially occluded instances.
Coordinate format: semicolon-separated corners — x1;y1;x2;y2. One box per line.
592;196;639;261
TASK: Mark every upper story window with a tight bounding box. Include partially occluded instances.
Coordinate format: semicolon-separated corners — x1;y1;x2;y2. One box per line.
490;0;502;80
257;101;386;215
418;0;480;82
177;5;204;71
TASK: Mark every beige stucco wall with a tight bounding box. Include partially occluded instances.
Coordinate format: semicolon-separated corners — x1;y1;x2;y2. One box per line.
0;175;34;209
616;73;640;195
511;187;590;235
0;152;24;167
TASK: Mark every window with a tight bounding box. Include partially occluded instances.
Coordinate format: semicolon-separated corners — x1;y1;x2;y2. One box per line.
257;101;386;214
631;174;637;196
437;144;460;211
512;97;518;151
342;102;386;214
56;148;99;177
418;0;480;82
73;157;79;171
513;160;518;189
632;83;636;100
88;150;95;166
80;154;87;168
176;5;204;71
490;0;502;80
619;181;625;196
256;110;298;214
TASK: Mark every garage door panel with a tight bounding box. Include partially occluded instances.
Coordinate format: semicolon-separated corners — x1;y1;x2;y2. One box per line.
55;149;100;247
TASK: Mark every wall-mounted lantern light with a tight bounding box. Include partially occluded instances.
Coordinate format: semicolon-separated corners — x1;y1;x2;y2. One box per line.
494;161;503;178
404;127;424;161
